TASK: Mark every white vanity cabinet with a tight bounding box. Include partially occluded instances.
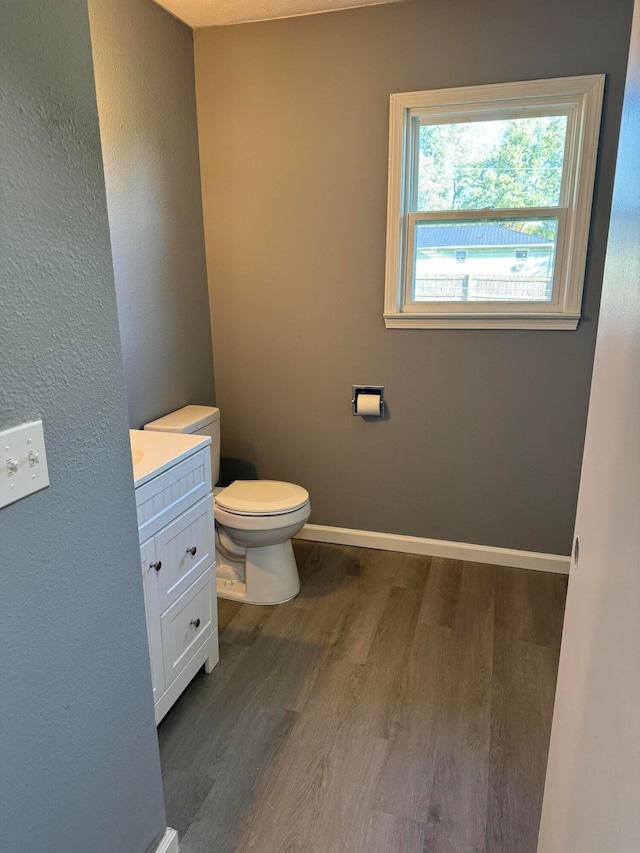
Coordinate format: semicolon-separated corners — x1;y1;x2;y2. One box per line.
133;439;219;724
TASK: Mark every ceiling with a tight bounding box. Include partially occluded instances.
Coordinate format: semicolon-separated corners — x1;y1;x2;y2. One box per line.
152;0;405;28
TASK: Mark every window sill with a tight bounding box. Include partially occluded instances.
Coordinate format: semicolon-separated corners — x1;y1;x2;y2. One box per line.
383;312;581;330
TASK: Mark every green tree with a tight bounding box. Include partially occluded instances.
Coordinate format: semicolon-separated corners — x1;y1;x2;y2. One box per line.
418;117;566;238
418;122;487;210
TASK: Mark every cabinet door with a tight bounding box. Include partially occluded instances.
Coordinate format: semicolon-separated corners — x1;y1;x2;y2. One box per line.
141;539;165;704
154;495;214;611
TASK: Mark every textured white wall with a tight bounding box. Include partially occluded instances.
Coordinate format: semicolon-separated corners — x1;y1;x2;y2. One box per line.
538;2;640;849
0;2;166;851
154;0;404;28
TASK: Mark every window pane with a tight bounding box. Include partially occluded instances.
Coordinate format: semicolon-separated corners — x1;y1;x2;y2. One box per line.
417;116;567;211
412;219;558;302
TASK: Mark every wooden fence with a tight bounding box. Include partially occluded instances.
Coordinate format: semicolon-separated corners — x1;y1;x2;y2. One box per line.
414;273;552;302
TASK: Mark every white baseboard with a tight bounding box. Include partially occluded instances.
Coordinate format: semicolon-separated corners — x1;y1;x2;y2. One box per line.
298;524;570;575
154;828;179;853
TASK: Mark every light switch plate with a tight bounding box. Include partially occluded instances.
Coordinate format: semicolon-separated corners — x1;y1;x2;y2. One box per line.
0;420;50;509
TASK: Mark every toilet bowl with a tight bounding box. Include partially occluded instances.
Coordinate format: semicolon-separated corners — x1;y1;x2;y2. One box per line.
143;406;310;605
214;480;310;604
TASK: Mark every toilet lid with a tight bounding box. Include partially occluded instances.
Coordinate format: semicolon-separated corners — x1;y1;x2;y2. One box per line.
215;480;309;516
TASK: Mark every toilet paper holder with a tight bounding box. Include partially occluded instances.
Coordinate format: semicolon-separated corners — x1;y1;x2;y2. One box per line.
352;385;385;417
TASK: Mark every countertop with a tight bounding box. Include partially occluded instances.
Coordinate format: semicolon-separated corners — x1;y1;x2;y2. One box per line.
129;429;210;488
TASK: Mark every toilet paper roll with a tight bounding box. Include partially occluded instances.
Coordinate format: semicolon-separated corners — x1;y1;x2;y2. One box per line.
356;393;382;416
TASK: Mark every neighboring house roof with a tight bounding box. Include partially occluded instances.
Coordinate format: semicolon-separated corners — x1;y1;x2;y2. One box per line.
416;223;553;249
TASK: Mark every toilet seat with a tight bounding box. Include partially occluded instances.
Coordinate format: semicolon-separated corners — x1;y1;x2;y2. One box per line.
215;480;309;516
214;498;311;533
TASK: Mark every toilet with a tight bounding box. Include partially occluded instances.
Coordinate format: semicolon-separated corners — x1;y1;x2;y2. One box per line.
144;406;310;605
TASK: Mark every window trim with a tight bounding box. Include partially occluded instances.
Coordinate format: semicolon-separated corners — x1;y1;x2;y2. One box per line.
384;75;605;330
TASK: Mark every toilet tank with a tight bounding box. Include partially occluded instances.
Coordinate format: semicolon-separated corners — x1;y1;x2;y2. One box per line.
144;405;221;484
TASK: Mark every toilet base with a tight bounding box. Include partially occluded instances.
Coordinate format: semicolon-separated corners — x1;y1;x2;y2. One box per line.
216;577;299;605
215;539;301;605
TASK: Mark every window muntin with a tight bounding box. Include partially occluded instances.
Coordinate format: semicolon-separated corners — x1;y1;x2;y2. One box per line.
384;76;605;329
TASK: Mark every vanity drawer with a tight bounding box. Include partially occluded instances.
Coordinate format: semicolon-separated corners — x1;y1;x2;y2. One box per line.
160;570;214;688
154;495;214;611
135;448;211;543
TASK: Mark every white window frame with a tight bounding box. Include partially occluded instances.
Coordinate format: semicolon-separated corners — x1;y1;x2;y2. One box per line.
384;75;605;330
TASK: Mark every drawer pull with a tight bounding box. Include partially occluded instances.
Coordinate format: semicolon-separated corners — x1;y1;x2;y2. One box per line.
186;546;197;556
190;618;201;629
150;561;162;572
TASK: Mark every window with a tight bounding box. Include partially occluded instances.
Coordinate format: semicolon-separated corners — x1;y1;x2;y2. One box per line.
384;76;605;329
514;249;528;272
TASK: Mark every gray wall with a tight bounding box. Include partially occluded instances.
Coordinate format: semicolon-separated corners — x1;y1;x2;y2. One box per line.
195;0;633;555
0;2;166;851
89;0;214;429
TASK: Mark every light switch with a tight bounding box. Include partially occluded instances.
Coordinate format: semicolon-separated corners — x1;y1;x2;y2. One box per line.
0;420;50;509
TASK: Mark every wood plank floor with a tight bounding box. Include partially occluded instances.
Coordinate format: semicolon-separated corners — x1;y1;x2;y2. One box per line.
158;542;567;853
